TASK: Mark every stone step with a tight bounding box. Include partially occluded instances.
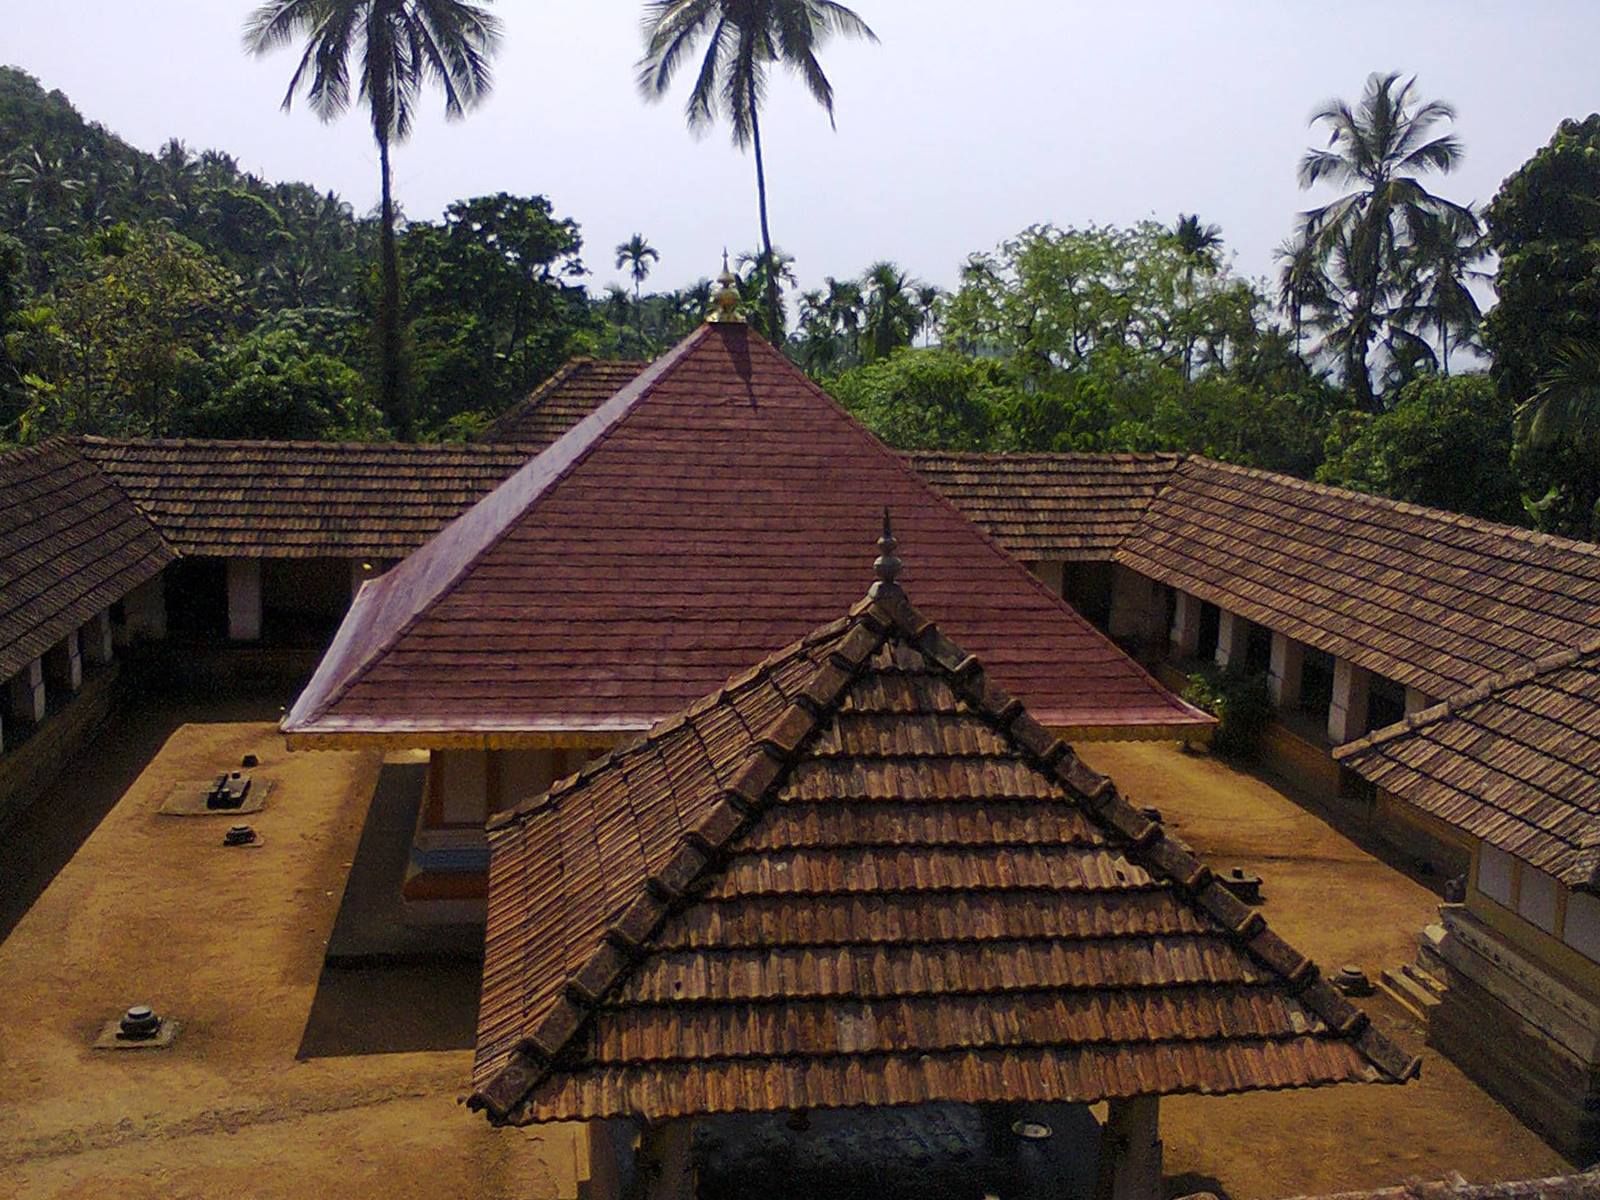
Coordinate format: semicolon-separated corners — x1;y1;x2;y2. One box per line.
1379;965;1441;1023
1402;962;1446;999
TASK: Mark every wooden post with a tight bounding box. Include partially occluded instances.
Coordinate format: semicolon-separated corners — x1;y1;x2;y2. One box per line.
1099;1096;1162;1200
1108;567;1154;641
626;1120;695;1200
227;559;263;642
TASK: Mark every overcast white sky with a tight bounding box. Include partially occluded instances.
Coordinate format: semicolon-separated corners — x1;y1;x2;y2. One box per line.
5;2;1596;298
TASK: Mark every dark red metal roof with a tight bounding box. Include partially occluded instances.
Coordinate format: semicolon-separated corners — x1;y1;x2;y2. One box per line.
283;323;1209;743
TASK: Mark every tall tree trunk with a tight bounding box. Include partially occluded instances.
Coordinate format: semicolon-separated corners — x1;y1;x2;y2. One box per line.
1440;318;1451;376
377;132;409;439
747;86;781;342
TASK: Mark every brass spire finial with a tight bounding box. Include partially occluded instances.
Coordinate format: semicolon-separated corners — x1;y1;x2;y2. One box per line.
709;250;743;323
874;508;902;586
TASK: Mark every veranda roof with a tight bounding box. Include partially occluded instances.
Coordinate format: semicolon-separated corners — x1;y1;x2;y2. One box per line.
469;564;1415;1125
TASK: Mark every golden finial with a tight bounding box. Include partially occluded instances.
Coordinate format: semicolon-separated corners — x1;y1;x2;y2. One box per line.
709;250;743;323
874;508;902;586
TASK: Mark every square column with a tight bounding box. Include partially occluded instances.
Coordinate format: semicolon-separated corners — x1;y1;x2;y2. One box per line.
1102;1096;1163;1200
1405;686;1433;716
1268;632;1304;709
44;630;82;693
83;610;114;666
7;658;46;725
1169;590;1201;661
1214;610;1247;670
123;575;167;642
227;558;263;642
1108;566;1155;640
1328;658;1371;744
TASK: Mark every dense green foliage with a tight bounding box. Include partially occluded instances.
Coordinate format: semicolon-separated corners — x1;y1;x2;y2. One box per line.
1316;374;1520;522
9;52;1600;549
1182;668;1274;761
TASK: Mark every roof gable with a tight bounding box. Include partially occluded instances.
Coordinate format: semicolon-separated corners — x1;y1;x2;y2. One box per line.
470;578;1414;1125
285;324;1207;741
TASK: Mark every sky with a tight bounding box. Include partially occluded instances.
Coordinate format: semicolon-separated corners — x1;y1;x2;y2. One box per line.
5;2;1597;299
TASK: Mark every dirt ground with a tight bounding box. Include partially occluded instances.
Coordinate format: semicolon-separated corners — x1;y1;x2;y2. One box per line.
0;709;580;1200
1079;742;1572;1199
0;706;1573;1199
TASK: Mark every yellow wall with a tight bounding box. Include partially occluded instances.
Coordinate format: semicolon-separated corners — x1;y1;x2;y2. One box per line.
1468;844;1600;1004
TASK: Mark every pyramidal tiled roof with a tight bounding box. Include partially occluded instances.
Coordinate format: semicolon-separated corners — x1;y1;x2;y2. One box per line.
469;575;1415;1126
283;323;1209;744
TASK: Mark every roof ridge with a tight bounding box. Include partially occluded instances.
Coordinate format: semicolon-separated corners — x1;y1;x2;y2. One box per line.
79;433;536;457
282;327;715;732
470;600;890;1123
1334;628;1600;762
1181;454;1600;561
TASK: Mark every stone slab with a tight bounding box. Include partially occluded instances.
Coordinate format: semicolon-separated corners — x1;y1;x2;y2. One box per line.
158;779;272;817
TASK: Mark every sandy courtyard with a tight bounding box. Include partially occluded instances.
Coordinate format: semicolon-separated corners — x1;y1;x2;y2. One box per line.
0;702;1573;1199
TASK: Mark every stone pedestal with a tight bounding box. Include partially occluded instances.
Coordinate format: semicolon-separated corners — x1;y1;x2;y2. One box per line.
1328;658;1370;744
1169;591;1201;661
227;558;263;642
1268;632;1304;708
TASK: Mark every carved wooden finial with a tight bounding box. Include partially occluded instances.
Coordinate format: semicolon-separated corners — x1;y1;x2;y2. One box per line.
874;508;902;585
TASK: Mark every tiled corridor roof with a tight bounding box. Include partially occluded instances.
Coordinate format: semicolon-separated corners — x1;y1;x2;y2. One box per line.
283;324;1208;745
469;578;1414;1125
79;437;530;558
479;358;649;450
1336;639;1600;892
1116;457;1600;700
0;440;173;682
906;451;1182;561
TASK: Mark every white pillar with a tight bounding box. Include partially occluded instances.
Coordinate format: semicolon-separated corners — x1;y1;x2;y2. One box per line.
1268;632;1304;709
1329;658;1371;745
1405;686;1433;716
7;658;46;725
124;575;167;642
1109;567;1155;640
1214;610;1247;670
45;630;82;693
83;610;114;667
1104;1096;1163;1200
1169;591;1201;661
227;559;263;642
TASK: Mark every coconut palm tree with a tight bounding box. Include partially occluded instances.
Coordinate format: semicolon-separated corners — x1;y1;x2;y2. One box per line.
1274;230;1332;359
1393;212;1491;375
243;0;502;438
1297;72;1475;410
615;233;660;303
860;260;920;362
637;0;877;339
1172;213;1222;276
914;284;944;347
